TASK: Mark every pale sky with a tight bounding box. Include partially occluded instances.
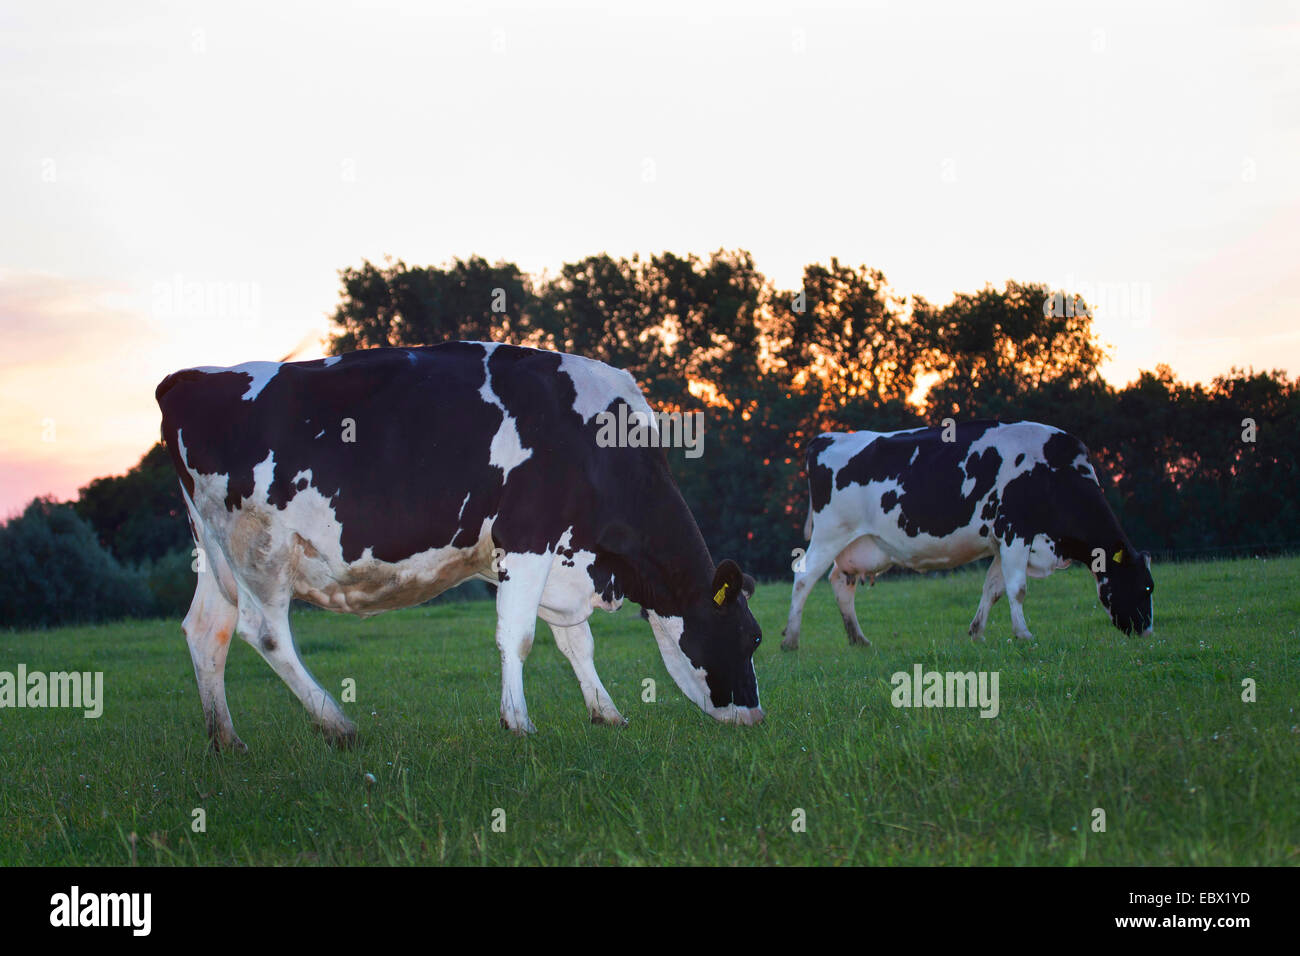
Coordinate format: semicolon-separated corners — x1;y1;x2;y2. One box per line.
2;0;1298;516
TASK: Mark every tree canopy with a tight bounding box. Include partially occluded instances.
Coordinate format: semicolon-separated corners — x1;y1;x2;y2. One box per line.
324;250;1299;575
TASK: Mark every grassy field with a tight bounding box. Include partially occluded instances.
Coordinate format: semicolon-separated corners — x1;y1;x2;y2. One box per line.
1;556;1297;866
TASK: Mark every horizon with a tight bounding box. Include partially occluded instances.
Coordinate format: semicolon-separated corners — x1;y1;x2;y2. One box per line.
3;0;1298;517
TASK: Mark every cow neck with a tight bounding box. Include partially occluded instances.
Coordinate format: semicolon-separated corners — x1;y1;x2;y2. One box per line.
1055;483;1133;567
614;488;713;618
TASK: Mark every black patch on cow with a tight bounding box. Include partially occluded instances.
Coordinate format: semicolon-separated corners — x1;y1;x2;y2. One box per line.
835;421;1003;539
994;457;1123;564
1014;453;1024;466
260;634;277;652
1042;430;1087;470
806;435;837;513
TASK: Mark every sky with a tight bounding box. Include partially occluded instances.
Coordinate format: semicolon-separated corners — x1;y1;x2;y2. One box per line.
2;0;1298;516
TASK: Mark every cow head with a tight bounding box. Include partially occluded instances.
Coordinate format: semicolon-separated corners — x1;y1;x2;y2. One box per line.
646;559;764;725
1095;548;1154;636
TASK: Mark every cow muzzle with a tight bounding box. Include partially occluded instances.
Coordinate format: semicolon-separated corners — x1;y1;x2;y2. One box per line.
721;705;765;726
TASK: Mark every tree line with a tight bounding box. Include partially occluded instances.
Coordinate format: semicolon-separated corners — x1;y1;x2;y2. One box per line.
3;249;1295;627
328;251;1298;576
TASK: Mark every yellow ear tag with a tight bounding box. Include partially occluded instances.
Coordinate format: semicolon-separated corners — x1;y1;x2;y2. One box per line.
713;583;729;606
1113;551;1123;564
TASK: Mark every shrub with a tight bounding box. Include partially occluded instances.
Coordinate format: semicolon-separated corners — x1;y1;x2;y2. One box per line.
140;547;198;620
0;498;154;629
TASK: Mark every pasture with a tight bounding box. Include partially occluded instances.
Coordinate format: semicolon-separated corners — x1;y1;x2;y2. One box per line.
1;556;1296;866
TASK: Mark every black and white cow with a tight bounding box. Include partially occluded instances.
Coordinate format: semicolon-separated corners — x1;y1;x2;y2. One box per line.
156;342;763;751
781;420;1154;649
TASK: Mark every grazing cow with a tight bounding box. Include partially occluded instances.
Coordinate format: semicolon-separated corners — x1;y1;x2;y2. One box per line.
156;342;763;751
781;420;1154;649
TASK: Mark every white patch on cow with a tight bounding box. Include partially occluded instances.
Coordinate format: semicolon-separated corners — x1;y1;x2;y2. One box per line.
965;422;1057;478
1026;533;1071;578
456;491;472;523
478;355;533;480
314;429;325;439
646;612;712;707
195;361;282;402
251;450;276;493
559;352;649;424
1073;452;1098;484
530;529;620;626
175;431;231;515
826;475;983;572
322;356;341;367
814;427;928;482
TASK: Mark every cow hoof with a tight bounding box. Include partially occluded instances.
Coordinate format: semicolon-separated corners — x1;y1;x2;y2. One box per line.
315;722;358;749
590;710;628;727
210;735;248;754
501;716;537;735
968;628;986;643
848;636;872;648
780;639;799;652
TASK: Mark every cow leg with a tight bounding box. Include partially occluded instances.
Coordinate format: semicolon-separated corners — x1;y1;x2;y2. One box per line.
494;551;553;735
829;564;870;647
968;554;1005;642
550;621;626;726
781;536;845;651
182;565;243;752
237;598;356;746
998;545;1035;641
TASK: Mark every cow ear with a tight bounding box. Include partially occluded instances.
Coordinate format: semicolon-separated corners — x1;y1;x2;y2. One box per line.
741;573;756;599
711;559;744;607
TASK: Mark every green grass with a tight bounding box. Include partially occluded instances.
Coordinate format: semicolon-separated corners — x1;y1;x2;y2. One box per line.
1;556;1297;865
